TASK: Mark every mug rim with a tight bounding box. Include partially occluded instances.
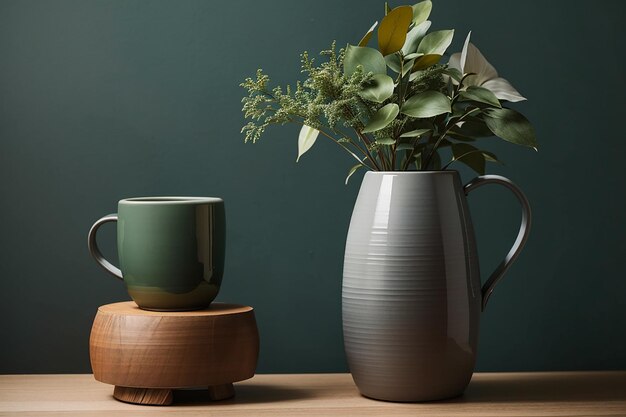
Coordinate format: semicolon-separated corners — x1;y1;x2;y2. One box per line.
365;170;460;175
119;196;223;205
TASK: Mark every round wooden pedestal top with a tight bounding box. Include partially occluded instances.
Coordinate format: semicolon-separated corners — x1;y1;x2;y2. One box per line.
97;301;253;316
90;301;259;393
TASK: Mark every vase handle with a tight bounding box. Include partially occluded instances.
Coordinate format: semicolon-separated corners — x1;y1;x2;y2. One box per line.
464;175;532;311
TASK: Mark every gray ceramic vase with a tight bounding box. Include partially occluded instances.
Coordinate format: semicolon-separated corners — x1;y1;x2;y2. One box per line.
342;171;531;402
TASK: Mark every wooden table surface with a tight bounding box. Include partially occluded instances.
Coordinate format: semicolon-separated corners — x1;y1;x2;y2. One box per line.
1;372;625;416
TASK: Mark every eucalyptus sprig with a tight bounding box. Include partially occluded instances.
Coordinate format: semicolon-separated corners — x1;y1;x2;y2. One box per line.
241;1;537;182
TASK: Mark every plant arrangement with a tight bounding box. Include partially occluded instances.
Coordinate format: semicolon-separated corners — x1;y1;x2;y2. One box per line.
241;1;537;182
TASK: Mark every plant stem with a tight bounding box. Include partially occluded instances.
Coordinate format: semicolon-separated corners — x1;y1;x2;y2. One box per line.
316;128;374;170
343;104;386;170
392;54;409;171
441;150;483;170
259;90;377;170
402;131;431;171
422;108;481;170
286;118;375;170
355;129;383;170
332;126;373;167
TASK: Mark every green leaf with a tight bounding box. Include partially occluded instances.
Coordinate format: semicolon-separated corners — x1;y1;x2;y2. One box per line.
483;108;538;149
401;20;431;55
446;132;477;141
376;137;396;145
411;0;432;25
358;21;378;47
404;52;421;60
444;67;463;82
385;2;391;15
396;143;415;151
388;56;417;77
417;29;455;55
359;74;395;103
401;91;451;118
399;128;431;138
345;164;364;185
459;86;502;108
296;125;320;162
450;105;481;119
384;53;402;74
451;143;485;174
378;6;413;56
362;103;399;133
482;151;503;164
344;45;387;76
450;118;494;138
402;59;416;77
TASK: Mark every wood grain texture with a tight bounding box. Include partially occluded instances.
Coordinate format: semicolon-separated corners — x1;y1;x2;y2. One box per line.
113;386;173;405
1;372;625;416
89;302;259;392
207;383;235;400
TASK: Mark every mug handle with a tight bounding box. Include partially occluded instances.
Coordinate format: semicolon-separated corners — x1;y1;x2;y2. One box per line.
464;175;532;311
88;214;123;280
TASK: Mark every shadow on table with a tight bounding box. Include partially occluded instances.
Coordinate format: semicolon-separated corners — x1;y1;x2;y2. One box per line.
172;383;313;406
446;372;626;404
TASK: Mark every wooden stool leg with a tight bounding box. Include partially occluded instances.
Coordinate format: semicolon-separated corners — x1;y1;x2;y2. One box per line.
207;383;235;401
113;386;173;405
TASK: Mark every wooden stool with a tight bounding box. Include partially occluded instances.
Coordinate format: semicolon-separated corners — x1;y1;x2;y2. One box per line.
89;301;259;405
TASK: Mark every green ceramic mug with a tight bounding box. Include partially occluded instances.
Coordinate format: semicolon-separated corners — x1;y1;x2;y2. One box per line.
88;197;225;311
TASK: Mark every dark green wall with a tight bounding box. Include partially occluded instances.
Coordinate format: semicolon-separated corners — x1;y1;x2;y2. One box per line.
1;0;625;373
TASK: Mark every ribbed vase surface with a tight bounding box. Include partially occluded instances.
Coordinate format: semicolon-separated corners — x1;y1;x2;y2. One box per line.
342;171;481;401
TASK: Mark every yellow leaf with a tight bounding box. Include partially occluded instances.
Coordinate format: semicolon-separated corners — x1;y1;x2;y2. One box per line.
412;54;441;70
378;6;413;56
358;21;378;47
